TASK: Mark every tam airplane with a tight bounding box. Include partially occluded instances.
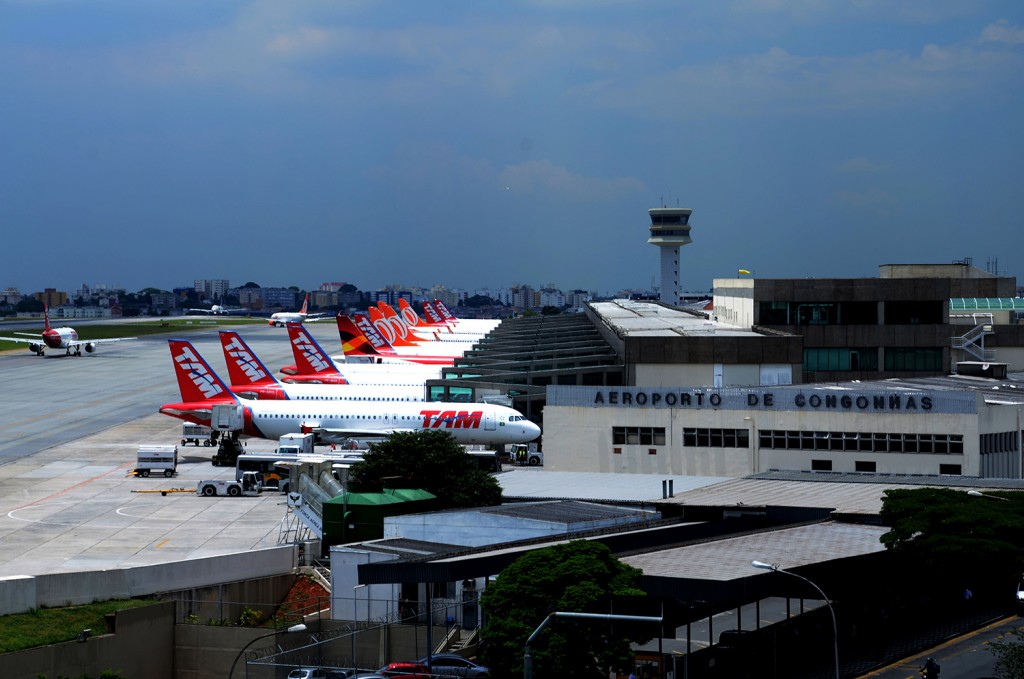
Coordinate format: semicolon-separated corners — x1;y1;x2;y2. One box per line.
355;312;462;365
160;339;541;446
218;330;425;402
374;301;478;345
268;293;331;327
0;305;136;356
281;322;441;385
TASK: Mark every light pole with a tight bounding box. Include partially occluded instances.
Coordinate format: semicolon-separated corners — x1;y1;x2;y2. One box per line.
229;623;306;679
352;583;366;669
967;489;1010;501
751;560;839;679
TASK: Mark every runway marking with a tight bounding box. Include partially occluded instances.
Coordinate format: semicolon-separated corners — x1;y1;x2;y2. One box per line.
8;461;136;513
154;538;170;549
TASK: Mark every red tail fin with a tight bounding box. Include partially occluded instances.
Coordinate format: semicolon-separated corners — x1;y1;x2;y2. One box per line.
368;306;418;346
351;313;400;355
287;322;346;378
419;299;446;326
337;314;384;356
168;339;237;403
433;300;458;322
299;293;309;315
397;299;423;327
376;302;415;341
219;331;279;387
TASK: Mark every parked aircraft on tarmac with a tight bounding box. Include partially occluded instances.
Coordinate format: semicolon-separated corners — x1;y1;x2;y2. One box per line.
281;322;441;385
185;304;245;316
218;330;425;401
160;339;540;446
354;312;461;365
0;305;136;356
268;294;330;327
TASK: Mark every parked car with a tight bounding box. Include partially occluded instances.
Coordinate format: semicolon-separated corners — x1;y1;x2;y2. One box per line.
289;670;331;679
416;654;491;678
377;662;431;679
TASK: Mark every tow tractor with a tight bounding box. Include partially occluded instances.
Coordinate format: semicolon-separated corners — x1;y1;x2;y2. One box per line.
196;471;262;497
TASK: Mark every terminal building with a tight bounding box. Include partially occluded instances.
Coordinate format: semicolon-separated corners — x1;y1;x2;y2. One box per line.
431;260;1024;481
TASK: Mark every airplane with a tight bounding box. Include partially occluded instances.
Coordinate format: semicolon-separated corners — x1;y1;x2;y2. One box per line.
268;293;331;327
185;304;245;316
348;313;460;365
218;330;426;401
376;301;479;344
160;339;541;446
0;305;136;356
282;321;441;385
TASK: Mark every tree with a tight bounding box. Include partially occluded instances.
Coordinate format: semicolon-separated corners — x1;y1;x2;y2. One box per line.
479;540;650;679
350;430;501;509
880;488;1024;599
991;628;1024;678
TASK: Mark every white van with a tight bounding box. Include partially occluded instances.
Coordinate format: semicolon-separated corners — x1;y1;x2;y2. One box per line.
135;444;178;478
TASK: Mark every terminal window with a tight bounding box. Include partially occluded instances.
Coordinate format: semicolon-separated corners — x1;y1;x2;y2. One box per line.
682;428;750;448
759;430;962;454
612;427;666;446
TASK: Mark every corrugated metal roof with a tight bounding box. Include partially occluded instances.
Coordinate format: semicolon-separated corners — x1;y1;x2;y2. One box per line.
590;300;760;338
620;522;888;581
950;297;1024;310
498;469;730;502
480;499;652;524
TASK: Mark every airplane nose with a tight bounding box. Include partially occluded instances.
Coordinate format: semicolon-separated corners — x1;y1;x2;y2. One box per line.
525;421;541;440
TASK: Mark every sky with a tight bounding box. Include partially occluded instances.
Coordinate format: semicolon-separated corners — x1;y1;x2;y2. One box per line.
2;1;1023;298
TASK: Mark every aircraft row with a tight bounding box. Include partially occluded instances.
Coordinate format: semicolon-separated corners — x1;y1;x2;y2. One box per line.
160;337;540;446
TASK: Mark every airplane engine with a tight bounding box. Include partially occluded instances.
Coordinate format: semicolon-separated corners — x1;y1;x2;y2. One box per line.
85;342;97;353
28;343;42;355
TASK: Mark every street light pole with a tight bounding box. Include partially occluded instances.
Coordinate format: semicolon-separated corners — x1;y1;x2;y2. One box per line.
967;489;1010;501
229;623;307;679
751;560;839;679
352;583;367;669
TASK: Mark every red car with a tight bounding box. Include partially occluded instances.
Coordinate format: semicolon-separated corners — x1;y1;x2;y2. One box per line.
377;662;431;679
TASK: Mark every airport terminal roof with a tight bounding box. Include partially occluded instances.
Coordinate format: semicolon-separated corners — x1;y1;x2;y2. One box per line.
590;299;759;338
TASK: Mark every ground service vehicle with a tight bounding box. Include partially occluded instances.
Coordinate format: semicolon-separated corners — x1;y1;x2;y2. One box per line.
181;423;212;447
468;450;502;473
196;471;262;497
417;654;491;677
134;444;178;478
510;443;543;466
279;432;315;456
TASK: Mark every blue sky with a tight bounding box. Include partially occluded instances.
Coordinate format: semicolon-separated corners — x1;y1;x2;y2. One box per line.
2;1;1022;297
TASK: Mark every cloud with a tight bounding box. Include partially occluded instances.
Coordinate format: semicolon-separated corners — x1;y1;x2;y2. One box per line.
837;157;889;174
980;18;1024;45
498;160;645;201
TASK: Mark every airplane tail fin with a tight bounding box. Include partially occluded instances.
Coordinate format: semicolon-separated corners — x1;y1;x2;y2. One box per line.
419;299;446;326
43;304;51;332
168;339;237;403
219;331;279;387
299;293;309;315
433;300;458;322
397;298;425;327
351;313;401;356
368;306;418;346
287;322;346;379
376;302;415;341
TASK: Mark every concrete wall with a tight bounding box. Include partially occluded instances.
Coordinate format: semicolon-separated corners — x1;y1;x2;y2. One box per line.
3;600;175;679
0;546;296;616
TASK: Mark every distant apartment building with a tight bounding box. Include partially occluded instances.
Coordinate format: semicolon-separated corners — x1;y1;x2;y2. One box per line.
194;279;230;300
260;288;298;309
311;290;338;308
34;288;68;307
0;288;22;305
150;292;177;313
538;287;566;308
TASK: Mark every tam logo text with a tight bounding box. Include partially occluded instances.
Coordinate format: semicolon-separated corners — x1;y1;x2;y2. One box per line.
292;333;331;372
174;345;225;398
223;337;267;382
419;410;483;429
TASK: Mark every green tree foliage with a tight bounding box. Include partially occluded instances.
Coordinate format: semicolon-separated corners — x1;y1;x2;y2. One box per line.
479;540;649;679
462;295;504;308
991;628;1024;678
350;430;501;508
880;488;1024;596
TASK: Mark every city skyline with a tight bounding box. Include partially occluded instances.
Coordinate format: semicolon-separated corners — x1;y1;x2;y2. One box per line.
3;2;1022;294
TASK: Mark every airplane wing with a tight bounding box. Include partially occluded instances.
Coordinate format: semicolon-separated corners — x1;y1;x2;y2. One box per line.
0;335;41;344
303;314;334;323
65;337;138;350
185;308;216;315
315;426;417;441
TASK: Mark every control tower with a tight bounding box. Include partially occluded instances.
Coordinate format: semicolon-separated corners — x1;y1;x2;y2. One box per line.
647;206;693;306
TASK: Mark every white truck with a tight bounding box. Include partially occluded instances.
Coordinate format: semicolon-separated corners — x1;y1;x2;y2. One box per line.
196;471;262;497
277;433;315;456
510;443;543;466
181;423;213;447
134;444;178;478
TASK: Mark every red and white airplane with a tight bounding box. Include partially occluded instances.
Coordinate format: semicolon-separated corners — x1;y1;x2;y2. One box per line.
0;305;136;356
218;330;425;401
354;312;463;365
281;321;441;385
160;339;540;446
268;293;331;327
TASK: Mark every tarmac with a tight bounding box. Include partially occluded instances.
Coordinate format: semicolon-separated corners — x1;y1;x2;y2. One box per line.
0;320;325;577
